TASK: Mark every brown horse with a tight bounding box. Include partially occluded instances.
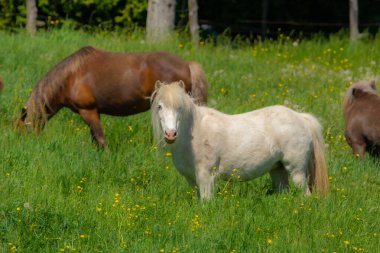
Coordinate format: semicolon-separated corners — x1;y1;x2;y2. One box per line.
17;46;208;147
0;76;3;92
343;80;380;157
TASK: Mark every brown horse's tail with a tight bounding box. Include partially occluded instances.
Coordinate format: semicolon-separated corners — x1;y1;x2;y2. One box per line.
301;113;329;195
188;61;208;105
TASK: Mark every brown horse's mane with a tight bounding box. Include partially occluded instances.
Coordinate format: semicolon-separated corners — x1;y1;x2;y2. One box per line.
31;46;100;109
342;81;377;115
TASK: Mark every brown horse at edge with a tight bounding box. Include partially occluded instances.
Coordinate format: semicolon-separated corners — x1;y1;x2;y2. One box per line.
17;46;208;148
343;80;380;157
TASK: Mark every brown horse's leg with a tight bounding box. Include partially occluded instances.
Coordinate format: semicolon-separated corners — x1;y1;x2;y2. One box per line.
352;142;366;158
78;109;107;148
345;132;366;158
269;166;289;193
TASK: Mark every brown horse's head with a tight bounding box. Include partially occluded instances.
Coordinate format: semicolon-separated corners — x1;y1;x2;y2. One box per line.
16;91;49;132
343;80;377;113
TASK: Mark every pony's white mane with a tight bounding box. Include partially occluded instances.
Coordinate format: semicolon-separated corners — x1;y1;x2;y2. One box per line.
343;80;377;112
151;82;196;147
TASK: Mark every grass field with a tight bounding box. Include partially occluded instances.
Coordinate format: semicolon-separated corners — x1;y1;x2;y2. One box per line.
0;28;379;253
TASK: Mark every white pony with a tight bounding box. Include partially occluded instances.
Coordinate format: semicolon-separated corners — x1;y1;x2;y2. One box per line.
151;81;329;199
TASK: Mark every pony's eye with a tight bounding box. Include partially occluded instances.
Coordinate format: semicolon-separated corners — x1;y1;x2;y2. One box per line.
157;104;162;110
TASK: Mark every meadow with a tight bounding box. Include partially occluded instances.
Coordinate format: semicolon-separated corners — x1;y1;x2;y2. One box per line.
0;28;379;252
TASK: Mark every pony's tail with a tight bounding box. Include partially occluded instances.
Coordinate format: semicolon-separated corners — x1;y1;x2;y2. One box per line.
301;113;329;195
188;61;208;105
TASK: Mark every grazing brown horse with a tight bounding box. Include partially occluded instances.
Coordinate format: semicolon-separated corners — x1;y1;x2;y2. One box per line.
17;46;208;147
343;80;380;157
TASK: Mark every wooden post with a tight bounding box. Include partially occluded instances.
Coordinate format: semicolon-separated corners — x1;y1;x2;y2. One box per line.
26;0;37;34
349;0;359;41
188;0;200;47
146;0;176;42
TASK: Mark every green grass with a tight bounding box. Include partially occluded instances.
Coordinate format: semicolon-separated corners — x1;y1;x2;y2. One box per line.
0;28;379;253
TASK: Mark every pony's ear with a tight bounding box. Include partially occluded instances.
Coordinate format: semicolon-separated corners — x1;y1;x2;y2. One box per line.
20;106;27;121
352;88;365;98
178;80;185;89
370;80;376;91
155;80;163;90
151;81;163;104
150;91;157;105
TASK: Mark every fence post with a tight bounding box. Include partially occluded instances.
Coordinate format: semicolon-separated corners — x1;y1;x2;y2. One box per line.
26;0;37;34
349;0;359;41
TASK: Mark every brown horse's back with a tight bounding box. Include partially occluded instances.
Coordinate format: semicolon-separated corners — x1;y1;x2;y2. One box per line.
66;50;193;116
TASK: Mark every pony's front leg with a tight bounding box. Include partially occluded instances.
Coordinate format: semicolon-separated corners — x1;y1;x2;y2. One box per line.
351;142;366;158
78;109;107;148
196;168;215;200
345;133;366;158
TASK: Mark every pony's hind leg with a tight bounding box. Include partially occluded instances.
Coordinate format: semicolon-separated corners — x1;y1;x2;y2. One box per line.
283;158;311;195
290;171;310;195
78;109;107;148
269;165;289;193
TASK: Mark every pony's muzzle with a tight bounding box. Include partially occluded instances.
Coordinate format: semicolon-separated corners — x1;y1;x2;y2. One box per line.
164;129;177;144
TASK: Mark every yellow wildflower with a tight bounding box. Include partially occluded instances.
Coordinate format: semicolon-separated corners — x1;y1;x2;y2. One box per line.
80;234;88;239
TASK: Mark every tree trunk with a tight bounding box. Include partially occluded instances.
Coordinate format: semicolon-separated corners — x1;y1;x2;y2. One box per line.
349;0;359;41
188;0;199;47
146;0;176;42
26;0;37;34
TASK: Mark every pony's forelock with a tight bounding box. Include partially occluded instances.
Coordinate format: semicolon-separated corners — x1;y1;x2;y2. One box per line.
152;82;194;111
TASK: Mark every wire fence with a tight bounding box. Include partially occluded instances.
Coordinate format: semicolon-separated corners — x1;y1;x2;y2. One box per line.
1;11;380;37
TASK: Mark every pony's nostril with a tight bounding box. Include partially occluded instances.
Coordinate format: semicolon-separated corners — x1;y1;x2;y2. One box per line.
165;130;176;139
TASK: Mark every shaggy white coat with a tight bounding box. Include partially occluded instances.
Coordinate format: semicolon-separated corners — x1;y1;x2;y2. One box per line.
152;81;328;199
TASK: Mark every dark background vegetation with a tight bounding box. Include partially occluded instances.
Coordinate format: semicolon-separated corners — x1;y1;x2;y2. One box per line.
1;0;380;37
199;0;380;36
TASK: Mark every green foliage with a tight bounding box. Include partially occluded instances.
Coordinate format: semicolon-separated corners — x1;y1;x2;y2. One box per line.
0;0;147;29
0;29;380;252
114;0;147;26
0;0;23;28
